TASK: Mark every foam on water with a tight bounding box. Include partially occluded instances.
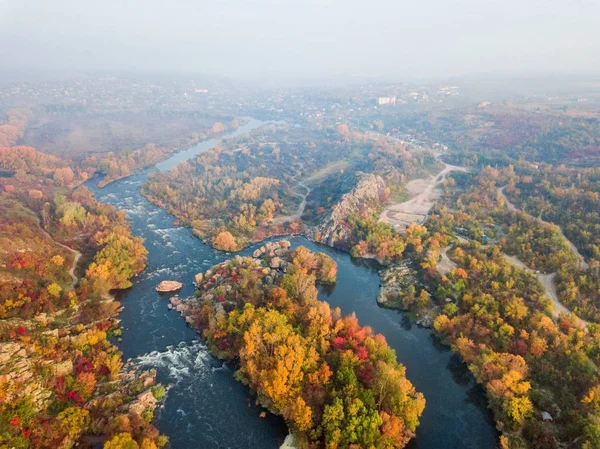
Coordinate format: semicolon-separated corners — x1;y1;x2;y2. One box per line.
135;340;212;384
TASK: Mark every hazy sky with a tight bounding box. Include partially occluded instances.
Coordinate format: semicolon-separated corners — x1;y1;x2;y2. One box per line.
1;0;599;80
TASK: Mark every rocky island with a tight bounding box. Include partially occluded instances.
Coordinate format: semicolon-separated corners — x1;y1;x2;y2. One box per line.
156;280;183;292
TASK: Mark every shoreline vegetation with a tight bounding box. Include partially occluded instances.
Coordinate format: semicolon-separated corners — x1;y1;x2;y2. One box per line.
5;96;600;449
89;119;244;188
146;119;600;449
0;113;168;449
141;123;437;253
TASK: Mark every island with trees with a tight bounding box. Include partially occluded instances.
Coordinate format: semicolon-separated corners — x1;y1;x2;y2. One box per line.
177;242;425;449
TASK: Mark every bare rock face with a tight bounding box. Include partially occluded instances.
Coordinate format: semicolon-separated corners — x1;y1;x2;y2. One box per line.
54;360;73;377
129;390;157;415
308;172;386;248
194;273;204;285
156;281;183;292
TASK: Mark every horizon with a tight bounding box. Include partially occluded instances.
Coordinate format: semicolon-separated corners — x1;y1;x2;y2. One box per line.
2;0;599;82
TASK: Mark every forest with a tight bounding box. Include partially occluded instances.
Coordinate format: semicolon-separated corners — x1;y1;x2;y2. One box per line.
432;242;600;449
427;160;600;324
1;106;242;189
187;244;425;449
84;119;241;187
406;160;600;448
0;133;166;448
143;123;437;252
498;167;600;321
4;83;600;449
378;105;600;166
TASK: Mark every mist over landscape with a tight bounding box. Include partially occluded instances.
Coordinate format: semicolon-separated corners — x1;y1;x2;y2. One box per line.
2;0;600;80
2;2;600;449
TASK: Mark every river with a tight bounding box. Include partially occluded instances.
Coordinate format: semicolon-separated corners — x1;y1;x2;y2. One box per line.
86;119;498;449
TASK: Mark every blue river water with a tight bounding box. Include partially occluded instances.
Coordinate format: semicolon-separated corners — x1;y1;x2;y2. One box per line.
86;120;498;449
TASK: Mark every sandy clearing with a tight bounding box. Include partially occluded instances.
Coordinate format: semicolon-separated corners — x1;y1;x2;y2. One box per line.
380;163;467;230
436;246;458;276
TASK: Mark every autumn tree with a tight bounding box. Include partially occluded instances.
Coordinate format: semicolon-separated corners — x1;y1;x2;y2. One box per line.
212;231;238;252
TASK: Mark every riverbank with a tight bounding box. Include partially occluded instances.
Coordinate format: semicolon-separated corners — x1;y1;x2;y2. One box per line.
85;120;498;449
178;241;425;449
92;120;248;188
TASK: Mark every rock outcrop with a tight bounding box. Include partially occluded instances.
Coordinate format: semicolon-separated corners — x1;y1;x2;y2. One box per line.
308;172;386;248
280;434;298;449
377;263;417;306
128;389;158;415
156;280;183;292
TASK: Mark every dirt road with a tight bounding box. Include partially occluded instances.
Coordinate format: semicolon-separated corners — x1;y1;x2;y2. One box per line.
497;186;517;211
271;182;310;225
380;163;467;230
502;253;589;328
40;227;82;289
497;186;589;270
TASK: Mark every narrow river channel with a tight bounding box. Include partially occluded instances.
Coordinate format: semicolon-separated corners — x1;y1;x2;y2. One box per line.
86;119;498;449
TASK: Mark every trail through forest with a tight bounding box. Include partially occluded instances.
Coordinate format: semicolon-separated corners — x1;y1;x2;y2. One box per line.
502;248;589;328
26;205;82;290
41;227;82;289
494;187;590;327
271;160;350;225
497;186;589;270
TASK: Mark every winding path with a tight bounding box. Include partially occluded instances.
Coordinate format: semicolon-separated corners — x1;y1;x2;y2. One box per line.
497;186;589;270
271;160;350;226
271;182;310;225
501;254;588;327
25;204;82;289
436;246;458;276
496;187;589;328
40;228;82;289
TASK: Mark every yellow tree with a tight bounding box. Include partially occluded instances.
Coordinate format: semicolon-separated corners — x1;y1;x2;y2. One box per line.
212;231;238;251
104;432;139;449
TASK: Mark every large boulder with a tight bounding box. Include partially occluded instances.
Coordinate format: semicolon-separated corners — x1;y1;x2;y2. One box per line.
194;273;204;285
307;173;386;247
156;281;183;292
280;434;297;449
270;257;283;269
